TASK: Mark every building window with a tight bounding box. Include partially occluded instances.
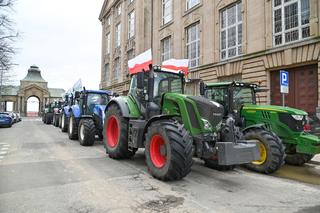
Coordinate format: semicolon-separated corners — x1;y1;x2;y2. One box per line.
127;49;135;60
106;33;111;54
162;0;172;25
128;10;135;39
161;36;172;62
220;2;242;60
115;23;121;47
186;0;200;10
104;63;110;81
186;23;200;68
114;58;120;80
107;15;111;26
128;0;134;4
273;0;310;46
116;4;122;16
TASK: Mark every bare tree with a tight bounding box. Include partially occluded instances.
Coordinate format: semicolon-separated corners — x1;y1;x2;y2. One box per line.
0;0;18;111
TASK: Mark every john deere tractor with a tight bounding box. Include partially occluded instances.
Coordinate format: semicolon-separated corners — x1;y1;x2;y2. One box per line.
103;66;259;181
67;88;112;146
203;81;320;170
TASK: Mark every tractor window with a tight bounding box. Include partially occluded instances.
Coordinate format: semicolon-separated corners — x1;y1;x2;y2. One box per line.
153;71;182;98
204;88;228;107
232;87;254;108
87;94;109;106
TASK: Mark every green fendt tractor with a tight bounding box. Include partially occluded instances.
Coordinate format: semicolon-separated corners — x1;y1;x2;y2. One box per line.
103;66;260;181
42;101;60;125
202;81;320;170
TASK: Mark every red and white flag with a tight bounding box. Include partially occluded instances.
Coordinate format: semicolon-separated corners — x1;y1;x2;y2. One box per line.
162;59;189;75
128;49;152;74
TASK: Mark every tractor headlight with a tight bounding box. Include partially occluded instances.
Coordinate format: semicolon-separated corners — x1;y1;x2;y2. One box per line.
202;119;212;130
291;114;304;121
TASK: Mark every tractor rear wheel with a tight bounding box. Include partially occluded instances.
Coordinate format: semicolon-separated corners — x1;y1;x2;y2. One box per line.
285;152;314;166
104;104;136;158
78;118;96;146
68;113;78;140
45;114;52;125
145;120;193;181
58;114;62;128
243;129;285;174
204;159;235;171
61;113;68;132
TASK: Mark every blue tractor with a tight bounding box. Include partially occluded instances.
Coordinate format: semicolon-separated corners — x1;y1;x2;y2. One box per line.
60;93;74;132
67;88;113;146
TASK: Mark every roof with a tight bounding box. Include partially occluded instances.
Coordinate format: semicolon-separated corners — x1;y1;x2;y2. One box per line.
0;85;19;96
84;90;113;95
49;88;66;98
99;0;109;20
206;81;258;88
21;65;47;83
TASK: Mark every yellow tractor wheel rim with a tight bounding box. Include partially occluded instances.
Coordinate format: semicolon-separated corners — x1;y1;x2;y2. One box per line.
252;142;267;165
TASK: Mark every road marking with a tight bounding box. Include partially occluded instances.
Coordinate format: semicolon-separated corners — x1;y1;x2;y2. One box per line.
0;156;4;159
0;151;7;155
1;147;9;151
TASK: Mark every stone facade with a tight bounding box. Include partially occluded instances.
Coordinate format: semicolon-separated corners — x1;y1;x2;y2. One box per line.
0;65;65;116
99;0;320;114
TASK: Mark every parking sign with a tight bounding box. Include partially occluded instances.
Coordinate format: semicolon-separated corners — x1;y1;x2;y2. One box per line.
280;70;289;94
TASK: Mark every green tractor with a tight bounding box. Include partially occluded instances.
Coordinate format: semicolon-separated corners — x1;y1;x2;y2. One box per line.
103;66;260;181
42;101;60;125
202;81;320;171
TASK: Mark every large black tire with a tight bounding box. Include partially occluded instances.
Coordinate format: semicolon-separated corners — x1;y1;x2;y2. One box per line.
68;113;78;140
145;120;193;181
45;114;52;125
61;113;68;132
204;159;236;171
285;152;314;166
243;128;285;174
58;114;62;128
78;118;96;146
103;104;136;159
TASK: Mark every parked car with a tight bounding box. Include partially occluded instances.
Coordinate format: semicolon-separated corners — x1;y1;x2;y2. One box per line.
15;112;22;122
5;112;16;124
0;112;13;127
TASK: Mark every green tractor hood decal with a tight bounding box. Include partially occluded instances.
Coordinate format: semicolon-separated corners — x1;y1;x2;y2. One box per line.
243;104;308;115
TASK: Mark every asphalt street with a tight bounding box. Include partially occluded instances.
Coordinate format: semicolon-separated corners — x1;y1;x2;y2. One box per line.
0;118;320;213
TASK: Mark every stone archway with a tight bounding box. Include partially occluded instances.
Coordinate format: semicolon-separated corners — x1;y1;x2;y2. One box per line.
26;96;40;117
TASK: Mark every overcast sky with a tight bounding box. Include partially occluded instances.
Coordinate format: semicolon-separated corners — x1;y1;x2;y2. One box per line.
12;0;104;91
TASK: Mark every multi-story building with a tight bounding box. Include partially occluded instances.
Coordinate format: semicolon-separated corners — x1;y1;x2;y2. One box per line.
99;0;320;116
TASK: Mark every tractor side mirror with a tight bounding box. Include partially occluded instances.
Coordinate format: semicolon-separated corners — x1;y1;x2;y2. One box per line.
74;91;80;99
137;72;145;90
199;82;206;96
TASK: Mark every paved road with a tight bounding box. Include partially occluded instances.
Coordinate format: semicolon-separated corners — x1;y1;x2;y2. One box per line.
0;118;320;213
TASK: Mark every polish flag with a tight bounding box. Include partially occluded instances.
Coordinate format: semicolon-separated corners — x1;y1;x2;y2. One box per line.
162;59;189;75
128;49;152;74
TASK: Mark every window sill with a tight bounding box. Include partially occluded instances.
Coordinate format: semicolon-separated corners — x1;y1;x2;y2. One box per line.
159;20;174;31
183;3;202;17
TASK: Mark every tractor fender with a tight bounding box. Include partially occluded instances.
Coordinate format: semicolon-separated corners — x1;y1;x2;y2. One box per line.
106;98;130;118
70;105;81;118
242;123;266;134
63;106;71;117
143;114;176;136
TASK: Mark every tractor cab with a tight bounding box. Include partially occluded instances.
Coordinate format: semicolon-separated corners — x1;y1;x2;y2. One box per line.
74;89;112;116
129;65;185;119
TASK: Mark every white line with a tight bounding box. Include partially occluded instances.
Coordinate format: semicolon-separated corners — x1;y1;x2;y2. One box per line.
0;156;4;159
1;147;9;151
3;144;9;147
0;151;7;155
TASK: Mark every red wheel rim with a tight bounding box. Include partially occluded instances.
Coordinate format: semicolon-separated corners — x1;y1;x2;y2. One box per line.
106;116;119;148
150;134;166;168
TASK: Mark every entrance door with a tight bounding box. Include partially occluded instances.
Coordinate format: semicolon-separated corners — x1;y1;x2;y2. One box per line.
270;64;318;115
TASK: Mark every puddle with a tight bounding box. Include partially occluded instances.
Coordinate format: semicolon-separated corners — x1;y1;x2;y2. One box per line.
273;163;320;185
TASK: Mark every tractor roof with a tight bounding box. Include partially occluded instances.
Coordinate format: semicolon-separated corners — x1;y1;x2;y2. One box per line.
206;81;258;88
82;90;113;95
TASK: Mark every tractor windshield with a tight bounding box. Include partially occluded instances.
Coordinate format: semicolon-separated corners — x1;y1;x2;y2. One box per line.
232;87;255;112
153;71;183;105
204;87;229;111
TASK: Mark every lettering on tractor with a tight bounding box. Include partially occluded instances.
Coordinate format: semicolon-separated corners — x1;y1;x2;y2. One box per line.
103;50;260;181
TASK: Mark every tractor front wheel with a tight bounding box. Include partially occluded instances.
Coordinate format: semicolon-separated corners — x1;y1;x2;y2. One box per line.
145;120;193;181
104;104;136;158
78;118;96;146
285;152;314;166
68;113;78;140
61;113;68;132
243;129;285;174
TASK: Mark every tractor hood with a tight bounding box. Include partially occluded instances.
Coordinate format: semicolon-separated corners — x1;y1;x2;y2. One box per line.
242;104;308;116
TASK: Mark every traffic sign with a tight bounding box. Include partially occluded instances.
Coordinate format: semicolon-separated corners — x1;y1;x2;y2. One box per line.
280;70;289;94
